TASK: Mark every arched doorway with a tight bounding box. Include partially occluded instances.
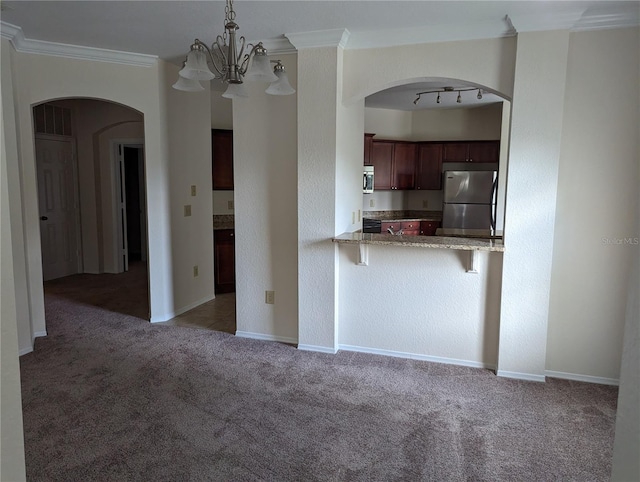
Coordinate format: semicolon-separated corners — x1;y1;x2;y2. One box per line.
33;98;150;320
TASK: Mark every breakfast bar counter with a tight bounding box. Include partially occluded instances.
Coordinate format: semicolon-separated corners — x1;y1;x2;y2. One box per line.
333;232;505;252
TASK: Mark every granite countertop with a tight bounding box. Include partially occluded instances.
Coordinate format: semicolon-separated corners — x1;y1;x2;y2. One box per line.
213;215;234;230
363;210;442;222
333;232;505;252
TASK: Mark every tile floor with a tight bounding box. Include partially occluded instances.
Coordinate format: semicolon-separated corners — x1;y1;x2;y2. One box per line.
45;261;236;335
159;293;236;334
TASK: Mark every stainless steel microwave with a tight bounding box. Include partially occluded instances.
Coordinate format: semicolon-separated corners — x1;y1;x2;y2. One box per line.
363;165;374;193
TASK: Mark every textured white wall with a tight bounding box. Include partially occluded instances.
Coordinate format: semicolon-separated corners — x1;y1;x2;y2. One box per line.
339;246;503;366
411;104;503;141
498;30;571;380
210;93;233;130
233;53;298;342
343;37;517;104
339;36;516;367
294;46;343;351
547;28;639;381
611;250;639;480
364;108;413;139
0;39;27;481
1;41;33;354
9;50;172;327
164;60;215;315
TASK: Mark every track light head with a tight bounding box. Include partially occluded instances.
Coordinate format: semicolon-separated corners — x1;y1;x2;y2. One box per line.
436;93;441;104
413;96;420;105
456;91;462;103
477;89;483;100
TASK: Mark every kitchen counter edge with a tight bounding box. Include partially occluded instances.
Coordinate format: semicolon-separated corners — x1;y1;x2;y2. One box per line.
332;232;505;252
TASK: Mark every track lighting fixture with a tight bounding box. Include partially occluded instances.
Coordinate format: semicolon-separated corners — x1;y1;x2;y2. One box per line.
413;86;485;106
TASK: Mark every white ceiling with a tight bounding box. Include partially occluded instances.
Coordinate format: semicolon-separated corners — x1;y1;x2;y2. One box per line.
2;1;638;110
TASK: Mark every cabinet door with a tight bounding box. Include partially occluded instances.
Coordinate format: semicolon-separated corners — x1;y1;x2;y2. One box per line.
212;129;234;190
416;143;443;190
468;141;500;163
400;221;420;236
370;141;393;190
381;222;401;234
442;143;469;162
420;221;440;236
214;229;235;293
392;143;416;190
364;133;375;165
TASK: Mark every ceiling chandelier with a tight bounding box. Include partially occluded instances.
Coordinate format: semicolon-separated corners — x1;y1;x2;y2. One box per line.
413;86;483;105
172;0;295;97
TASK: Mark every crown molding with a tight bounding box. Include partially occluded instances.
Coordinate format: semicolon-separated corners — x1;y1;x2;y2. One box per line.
508;11;585;33
0;21;157;67
347;20;515;50
572;12;640;32
258;37;297;56
286;28;350;50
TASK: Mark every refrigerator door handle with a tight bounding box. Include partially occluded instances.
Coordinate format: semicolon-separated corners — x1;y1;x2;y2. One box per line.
490;175;498;232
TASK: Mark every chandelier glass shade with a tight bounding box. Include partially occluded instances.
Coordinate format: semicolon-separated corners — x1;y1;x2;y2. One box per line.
173;0;294;97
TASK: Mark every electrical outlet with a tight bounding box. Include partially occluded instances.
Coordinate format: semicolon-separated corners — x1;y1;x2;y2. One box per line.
191;185;197;196
193;265;198;277
265;290;275;304
358;209;361;222
370;199;375;208
184;205;192;217
422;200;428;209
228;200;234;210
352;211;356;224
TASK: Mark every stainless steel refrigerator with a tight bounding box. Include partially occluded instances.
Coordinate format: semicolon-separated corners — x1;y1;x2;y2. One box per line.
441;170;497;237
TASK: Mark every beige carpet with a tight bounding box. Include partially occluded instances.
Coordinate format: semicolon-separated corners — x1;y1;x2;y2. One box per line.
20;270;618;481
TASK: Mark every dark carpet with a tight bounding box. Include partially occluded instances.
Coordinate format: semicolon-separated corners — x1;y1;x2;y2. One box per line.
20;286;618;481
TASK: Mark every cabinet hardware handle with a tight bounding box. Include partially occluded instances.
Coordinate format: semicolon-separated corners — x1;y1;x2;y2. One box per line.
40;216;48;221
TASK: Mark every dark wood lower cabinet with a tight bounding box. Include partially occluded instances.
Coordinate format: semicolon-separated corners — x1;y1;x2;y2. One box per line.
214;229;235;294
420;221;440;236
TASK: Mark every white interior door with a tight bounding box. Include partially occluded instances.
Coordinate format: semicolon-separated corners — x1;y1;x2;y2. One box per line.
36;137;80;281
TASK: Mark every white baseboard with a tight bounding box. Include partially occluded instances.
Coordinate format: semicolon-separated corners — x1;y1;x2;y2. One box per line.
298;344;338;354
338;344;496;369
545;370;619;386
19;331;49;356
235;331;297;345
150;294;215;323
496;370;546;383
19;346;34;356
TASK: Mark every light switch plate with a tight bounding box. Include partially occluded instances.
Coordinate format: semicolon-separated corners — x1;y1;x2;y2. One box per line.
184;205;192;217
191;185;197;196
228;200;234;210
265;290;275;304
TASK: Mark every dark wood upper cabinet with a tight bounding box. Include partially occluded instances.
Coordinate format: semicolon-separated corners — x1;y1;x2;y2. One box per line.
392;142;416;190
370;141;417;190
212;129;234;190
468;141;500;163
370;141;394;190
442;143;469;163
416;143;443;190
443;140;500;163
364;133;375;165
